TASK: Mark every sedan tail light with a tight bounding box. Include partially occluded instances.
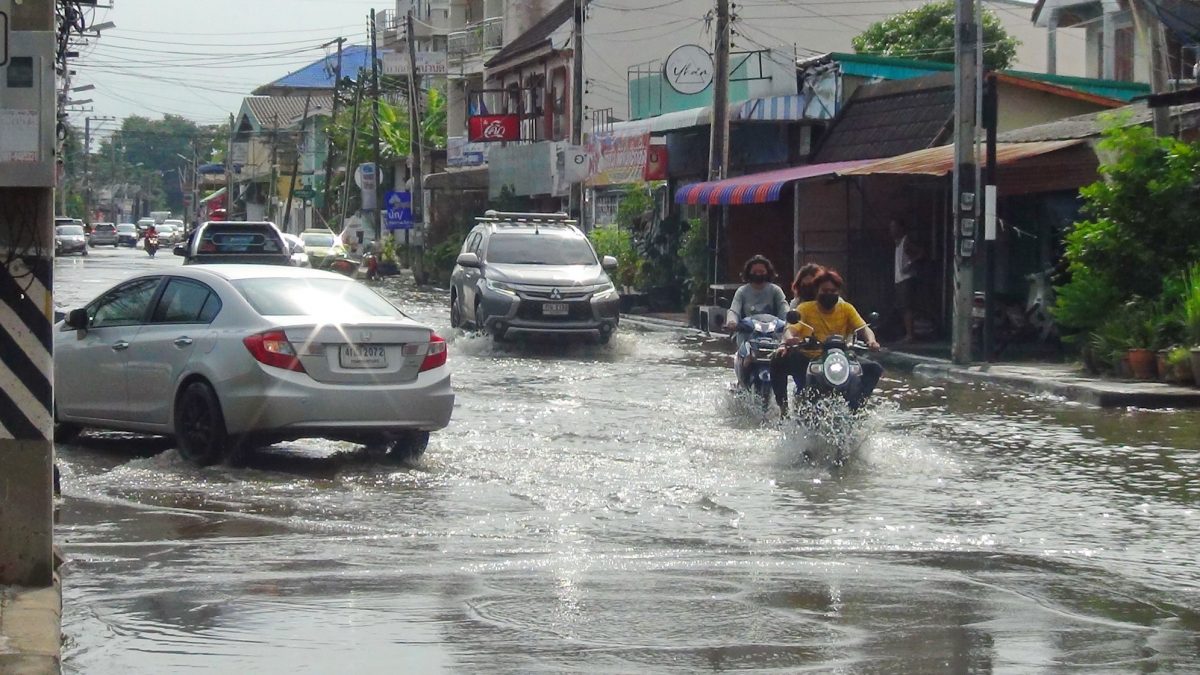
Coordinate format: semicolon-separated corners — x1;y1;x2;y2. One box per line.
419;333;447;372
243;330;306;372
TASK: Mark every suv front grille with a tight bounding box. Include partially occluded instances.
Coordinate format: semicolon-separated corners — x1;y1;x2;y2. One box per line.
517;287;592;300
516;300;594;321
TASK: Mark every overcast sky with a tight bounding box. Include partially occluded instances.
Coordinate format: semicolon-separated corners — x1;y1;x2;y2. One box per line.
70;0;385;136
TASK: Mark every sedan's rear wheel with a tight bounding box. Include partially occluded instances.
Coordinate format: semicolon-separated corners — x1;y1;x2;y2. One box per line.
174;382;229;466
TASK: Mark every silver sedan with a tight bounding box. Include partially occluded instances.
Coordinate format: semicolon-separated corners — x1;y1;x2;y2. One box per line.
54;265;454;465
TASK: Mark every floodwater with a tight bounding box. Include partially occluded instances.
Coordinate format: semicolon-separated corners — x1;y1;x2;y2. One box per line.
54;249;1200;672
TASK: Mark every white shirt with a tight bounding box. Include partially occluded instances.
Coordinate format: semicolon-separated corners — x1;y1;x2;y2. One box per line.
895;234;915;283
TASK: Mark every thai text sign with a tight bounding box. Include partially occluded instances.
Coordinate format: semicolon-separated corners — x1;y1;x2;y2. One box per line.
468;114;520;143
585;132;650;187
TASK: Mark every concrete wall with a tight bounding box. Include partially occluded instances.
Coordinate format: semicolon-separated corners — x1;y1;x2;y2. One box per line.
998;83;1118;131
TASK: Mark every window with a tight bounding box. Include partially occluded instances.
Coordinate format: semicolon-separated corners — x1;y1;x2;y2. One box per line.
484;234;597;266
151;279;221;324
233;278;404;318
89;278;162;328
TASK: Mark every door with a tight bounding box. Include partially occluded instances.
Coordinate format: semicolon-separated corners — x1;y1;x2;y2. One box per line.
125;278;223;426
462;230;485;322
56;277;163;423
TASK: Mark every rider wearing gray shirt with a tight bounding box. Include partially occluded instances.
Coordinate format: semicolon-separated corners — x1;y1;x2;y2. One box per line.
724;255;789;328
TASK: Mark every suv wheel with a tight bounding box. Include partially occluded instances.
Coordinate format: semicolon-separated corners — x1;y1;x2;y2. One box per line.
450;292;463;328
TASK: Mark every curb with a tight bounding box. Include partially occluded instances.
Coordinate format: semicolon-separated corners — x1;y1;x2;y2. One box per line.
619;314;698;332
0;579;62;674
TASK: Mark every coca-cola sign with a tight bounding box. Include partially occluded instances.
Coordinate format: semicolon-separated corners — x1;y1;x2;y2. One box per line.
468;114;521;143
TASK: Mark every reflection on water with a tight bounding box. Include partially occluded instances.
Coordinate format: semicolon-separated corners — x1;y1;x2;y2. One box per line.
56;274;1200;673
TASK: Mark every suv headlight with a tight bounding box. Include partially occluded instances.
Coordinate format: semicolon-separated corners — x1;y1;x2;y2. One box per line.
485;278;518;296
592;281;618;299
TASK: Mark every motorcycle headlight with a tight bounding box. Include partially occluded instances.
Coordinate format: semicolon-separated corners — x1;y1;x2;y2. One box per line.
823;350;852;386
485;278;518;296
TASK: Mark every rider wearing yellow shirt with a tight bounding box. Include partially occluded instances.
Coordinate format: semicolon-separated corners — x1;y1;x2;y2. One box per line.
769;269;883;411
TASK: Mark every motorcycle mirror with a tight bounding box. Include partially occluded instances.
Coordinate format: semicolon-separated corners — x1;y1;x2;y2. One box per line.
867;311;880;325
785;310;800;323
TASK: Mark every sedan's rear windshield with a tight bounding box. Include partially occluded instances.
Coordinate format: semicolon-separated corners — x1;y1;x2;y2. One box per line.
117;224;137;233
486;234;597;265
57;225;85;235
233;278;403;318
301;233;336;247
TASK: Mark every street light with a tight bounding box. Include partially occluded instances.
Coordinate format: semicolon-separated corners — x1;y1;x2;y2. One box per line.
90;21;116;32
71;84;95;92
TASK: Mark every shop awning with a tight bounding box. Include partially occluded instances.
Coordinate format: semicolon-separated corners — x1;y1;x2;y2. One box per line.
675;159;877;205
835;140;1085;176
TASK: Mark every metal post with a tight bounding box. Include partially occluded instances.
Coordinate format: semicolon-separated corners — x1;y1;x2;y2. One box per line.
371;9;384;241
283;94;311;234
951;0;979;364
571;0;585;223
226;113;235;219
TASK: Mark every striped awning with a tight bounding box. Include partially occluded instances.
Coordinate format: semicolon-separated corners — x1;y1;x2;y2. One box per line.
674;159;877;205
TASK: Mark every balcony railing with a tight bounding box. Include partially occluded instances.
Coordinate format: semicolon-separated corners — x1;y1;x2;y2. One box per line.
448;17;504;60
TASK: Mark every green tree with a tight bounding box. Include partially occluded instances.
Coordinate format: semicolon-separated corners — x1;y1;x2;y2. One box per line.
851;0;1020;70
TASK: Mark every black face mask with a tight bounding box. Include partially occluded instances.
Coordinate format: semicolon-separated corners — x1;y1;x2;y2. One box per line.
817;293;839;310
749;273;769;284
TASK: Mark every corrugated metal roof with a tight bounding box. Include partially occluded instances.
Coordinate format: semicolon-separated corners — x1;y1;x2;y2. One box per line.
675;159;877;205
836;140;1085;176
812;73;955;163
999;101;1200;142
254;45;373;93
242;95;333;130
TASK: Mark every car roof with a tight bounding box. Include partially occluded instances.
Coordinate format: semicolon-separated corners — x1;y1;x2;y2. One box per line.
173;264;352;282
485;224;583;238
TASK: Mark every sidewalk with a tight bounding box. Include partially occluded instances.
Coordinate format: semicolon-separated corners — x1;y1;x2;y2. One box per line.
0;581;62;674
875;350;1200;409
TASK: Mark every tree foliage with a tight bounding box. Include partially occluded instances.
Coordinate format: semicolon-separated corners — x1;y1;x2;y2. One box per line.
851;0;1020;70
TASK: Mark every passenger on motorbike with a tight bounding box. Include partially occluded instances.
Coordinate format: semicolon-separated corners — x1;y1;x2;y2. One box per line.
724;255;789;386
769;269;883;411
789;263;825;308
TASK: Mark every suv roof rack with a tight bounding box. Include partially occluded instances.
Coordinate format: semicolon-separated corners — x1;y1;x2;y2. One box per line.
476;210;577;227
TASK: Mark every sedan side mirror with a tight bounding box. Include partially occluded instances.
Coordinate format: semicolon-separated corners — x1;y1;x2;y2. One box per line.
601;255;618;271
65;308;89;331
174;244;187;257
456;252;481;268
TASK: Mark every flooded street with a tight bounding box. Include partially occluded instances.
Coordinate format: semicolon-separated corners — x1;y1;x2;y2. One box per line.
54;251;1200;672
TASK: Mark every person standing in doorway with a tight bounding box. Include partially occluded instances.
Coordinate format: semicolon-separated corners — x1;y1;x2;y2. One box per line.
890;218;923;344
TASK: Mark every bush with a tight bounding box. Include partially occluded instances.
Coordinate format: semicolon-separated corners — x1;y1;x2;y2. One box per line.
679;217;709;308
588;227;639;288
1184;262;1200;346
422;228;468;287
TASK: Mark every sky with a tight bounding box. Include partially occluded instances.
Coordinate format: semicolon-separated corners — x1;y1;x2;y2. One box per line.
68;0;386;136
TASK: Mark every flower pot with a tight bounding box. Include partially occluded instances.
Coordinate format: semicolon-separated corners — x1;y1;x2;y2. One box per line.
1191;349;1200;389
1126;348;1157;380
1156;350;1173;383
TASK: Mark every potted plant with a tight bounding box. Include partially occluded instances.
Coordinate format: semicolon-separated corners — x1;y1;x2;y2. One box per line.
1167;346;1194;385
1184;264;1200;388
1122;299;1159;380
377;235;400;276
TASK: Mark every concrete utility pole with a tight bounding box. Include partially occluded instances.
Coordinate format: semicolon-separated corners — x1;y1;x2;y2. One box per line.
707;0;731;285
226;113;235;219
951;0;980;364
339;76;366;232
571;0;585;225
82;115;115;224
282;94;312;234
407;10;425;272
1129;0;1170;136
370;9;383;241
321;37;346;221
0;0;56;588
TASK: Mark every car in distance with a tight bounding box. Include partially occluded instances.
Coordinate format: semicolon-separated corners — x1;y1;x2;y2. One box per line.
88;222;119;247
299;229;346;268
281;233;310;267
116;223;139;247
55;223;89;257
156;222;181;246
449;211;620;343
176;221;292;266
54;265;454;465
162;220;186;244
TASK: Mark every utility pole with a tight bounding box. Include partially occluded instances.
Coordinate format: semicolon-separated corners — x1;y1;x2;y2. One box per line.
283;94;312;234
371;9;384;241
982;74;998;361
82;115;115;224
407;10;425;272
1129;0;1170;136
322;37;346;221
226;113;235;219
339;76;366;232
571;0;585;226
190;139;199;226
269;113;280;222
707;0;731;285
951;0;980;364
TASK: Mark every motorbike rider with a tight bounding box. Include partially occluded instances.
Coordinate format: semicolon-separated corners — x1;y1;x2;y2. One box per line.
769;269;883;411
790;263;825;308
723;255;789;386
143;223;159;249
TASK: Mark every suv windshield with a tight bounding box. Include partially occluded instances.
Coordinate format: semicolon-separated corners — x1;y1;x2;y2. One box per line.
302;233;335;247
486;234;596;265
117;224;136;233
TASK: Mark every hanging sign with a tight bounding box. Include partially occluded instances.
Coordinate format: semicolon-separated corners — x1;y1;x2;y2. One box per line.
662;44;714;95
468;114;520;143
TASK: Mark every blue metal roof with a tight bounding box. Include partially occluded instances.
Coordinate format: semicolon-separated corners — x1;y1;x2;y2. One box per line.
263;45;373;90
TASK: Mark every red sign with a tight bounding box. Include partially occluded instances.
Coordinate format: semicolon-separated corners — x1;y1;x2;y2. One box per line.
468;114;521;143
644;143;669;181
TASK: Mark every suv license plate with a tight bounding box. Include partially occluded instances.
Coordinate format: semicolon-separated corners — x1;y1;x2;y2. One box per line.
339;344;387;368
542;302;569;316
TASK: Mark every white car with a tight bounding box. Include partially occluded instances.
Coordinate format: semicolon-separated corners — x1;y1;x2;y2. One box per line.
55;265;454;465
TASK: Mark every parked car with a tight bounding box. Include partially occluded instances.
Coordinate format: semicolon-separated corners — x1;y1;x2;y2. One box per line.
156;223;180;246
88;223;118;247
176;221;291;266
299;229;346;268
449;211;621;343
54;265;453;465
136;218;156;234
116;223;139;247
55;224;89;257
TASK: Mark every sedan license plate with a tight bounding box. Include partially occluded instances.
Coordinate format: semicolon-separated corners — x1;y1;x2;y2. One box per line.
339;344;387;369
542;302;569;316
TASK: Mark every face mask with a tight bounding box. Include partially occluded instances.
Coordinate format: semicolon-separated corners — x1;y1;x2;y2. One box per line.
749;273;769;284
817;293;839;310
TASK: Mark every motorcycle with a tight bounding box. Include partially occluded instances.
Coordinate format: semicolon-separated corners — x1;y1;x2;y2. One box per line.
145;234;159;258
732;314;787;407
971;268;1059;358
798;334;871;411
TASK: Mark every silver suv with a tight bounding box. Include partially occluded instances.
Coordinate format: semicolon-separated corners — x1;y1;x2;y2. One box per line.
449;211;620;343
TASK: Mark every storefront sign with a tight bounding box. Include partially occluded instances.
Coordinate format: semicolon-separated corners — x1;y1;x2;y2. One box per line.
382;51;448;76
662;44;713;95
586;132;650;187
644;142;669;181
468;114;520;143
